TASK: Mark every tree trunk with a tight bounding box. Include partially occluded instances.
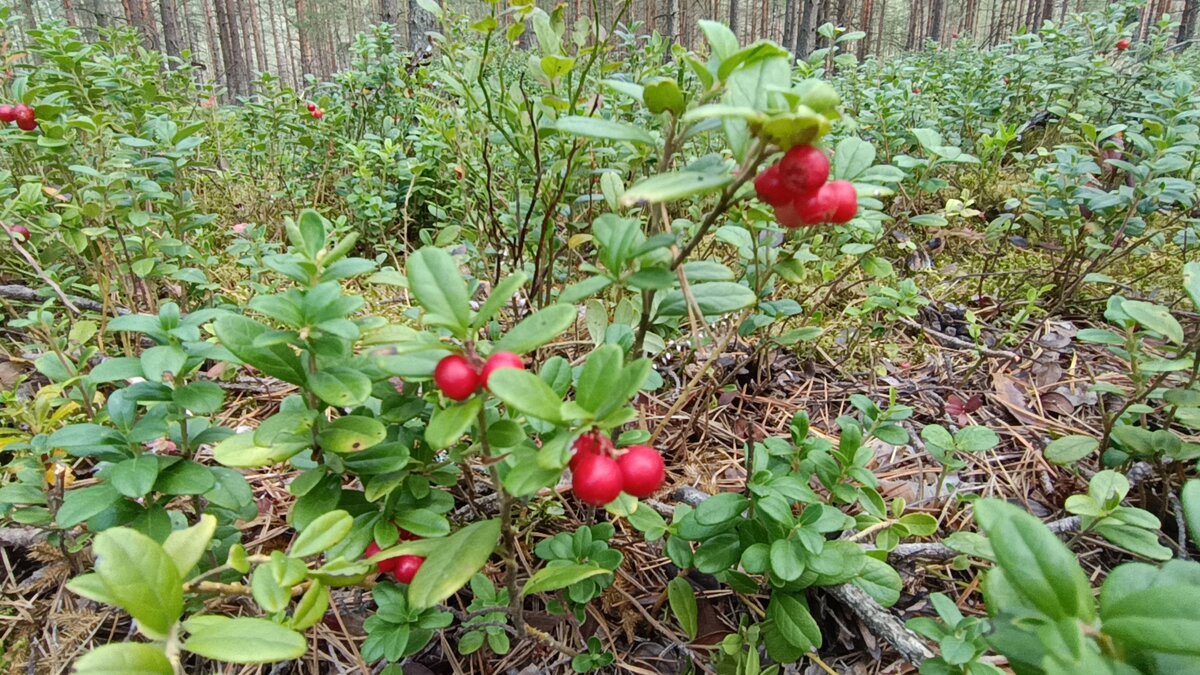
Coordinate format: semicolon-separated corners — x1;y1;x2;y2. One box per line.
859;0;874;56
381;0;399;33
266;0;290;85
161;0;184;57
662;0;677;42
783;0;796;52
62;0;79;26
90;0;108;28
729;0;739;40
408;0;438;49
236;0;256;83
928;0;943;43
179;0;197;55
905;0;919;48
250;0;268;73
1180;0;1198;43
203;0;222;84
290;0;308;83
140;0;161;49
797;0;816;54
836;0;850;26
874;0;888;53
214;0;243;94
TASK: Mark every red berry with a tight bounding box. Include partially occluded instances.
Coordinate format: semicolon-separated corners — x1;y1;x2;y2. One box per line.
774;202;806;229
312;109;324;120
778;145;830;193
754;165;791;207
823;181;858;224
434;354;480;401
480;351;524;390
14;104;34;125
791;187;838;226
398;528;420;541
391;555;424;584
0;105;14;123
16;116;36;131
1116;38;1131;51
7;225;30;242
365;542;399;574
616;445;665;498
307;102;317;112
913;87;922;94
570;433;611;470
572;453;624;506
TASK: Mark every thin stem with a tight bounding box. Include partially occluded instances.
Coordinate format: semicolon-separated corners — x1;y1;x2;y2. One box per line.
478;408;524;632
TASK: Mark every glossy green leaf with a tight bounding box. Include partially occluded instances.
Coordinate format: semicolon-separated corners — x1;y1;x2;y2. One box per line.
73;643;173;675
487;369;564;422
92;527;183;640
620;170;733;206
162;514;217;577
667;576;699;640
494;304;577;355
426;397;483;450
292;509;354;557
522;564;609;596
408;519;501;611
556;115;653;145
407;247;470;332
184;617;307;663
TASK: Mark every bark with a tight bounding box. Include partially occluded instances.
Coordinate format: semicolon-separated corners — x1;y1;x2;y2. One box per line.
905;0;920;49
928;0;943;43
408;0;438;49
140;0;161;49
237;0;256;82
859;0;874;57
729;0;739;41
836;0;850;26
161;0;184;57
381;0;399;31
874;0;887;53
202;0;222;85
265;0;290;85
797;0;816;55
179;0;197;55
783;0;796;51
293;0;312;82
1181;0;1198;44
62;0;79;26
250;0;268;72
662;0;677;42
90;0;108;28
213;0;242;94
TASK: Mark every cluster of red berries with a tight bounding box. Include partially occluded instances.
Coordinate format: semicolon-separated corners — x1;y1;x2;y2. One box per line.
364;525;424;584
1116;38;1131;51
0;104;37;131
306;102;325;120
433;352;524;401
4;224;30;243
569;433;666;506
754;145;858;228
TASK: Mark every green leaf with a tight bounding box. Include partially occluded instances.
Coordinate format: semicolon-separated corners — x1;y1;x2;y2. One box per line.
308;367;372;408
555;116;653;145
487;369;564;423
171;381;225;414
974;499;1094;621
393;509;452;538
768;593;822;651
408;247;471;333
770;538;805;582
92;527;184;640
426;397;483;450
657;282;756;317
89;357;144;383
66;572;120;607
667;577;699;640
1182;480;1200;551
184;617;307;663
522;564;610;596
111;455;160;498
852;556;902;608
140;345;187;383
162;514;217;577
643;78;686;116
494;304;577;355
73;643;174;675
213;315;307;386
57;484;122;528
832;137;876;180
1183;262;1200;311
1121;300;1184;345
154;460;216;495
290;581;330;630
251;566;290;613
1044;435;1099;465
408;519;501;611
213;431;306;468
317;415;386;453
693;492;748;525
472;272;527;329
292;510;353;557
1102;586;1200;654
955;426;1000;453
620;170;733;206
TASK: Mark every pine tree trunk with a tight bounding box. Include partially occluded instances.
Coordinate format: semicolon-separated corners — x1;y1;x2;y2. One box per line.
90;0;108;28
905;0;918;48
140;0;161;49
409;0;438;49
729;0;739;40
859;0;873;56
1180;0;1198;43
928;0;943;42
250;0;268;72
214;0;243;94
874;0;887;53
783;0;796;51
662;0;677;42
161;0;183;57
294;0;313;77
797;0;815;54
381;0;399;32
203;0;222;84
236;0;256;83
179;0;197;55
266;0;290;85
62;0;79;26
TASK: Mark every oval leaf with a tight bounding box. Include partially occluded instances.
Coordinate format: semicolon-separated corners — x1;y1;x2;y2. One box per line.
184;617;307;664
